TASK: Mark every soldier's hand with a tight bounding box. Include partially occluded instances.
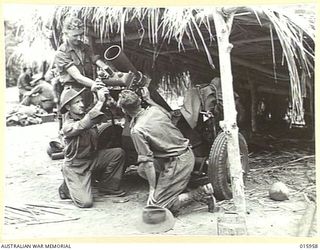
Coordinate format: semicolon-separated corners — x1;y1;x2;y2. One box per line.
140;87;151;102
97;87;109;103
147;188;155;206
91;81;106;92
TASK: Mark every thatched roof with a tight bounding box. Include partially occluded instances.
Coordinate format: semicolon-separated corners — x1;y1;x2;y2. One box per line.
44;6;315;124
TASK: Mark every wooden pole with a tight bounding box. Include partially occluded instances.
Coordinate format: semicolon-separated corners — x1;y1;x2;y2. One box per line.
248;73;258;133
296;201;316;236
213;8;246;213
307;75;314;140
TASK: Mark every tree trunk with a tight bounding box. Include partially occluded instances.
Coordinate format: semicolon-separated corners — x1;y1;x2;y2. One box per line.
213;8;246;214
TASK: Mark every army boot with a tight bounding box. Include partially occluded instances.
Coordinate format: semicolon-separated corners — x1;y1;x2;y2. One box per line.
177;183;217;212
58;180;71;200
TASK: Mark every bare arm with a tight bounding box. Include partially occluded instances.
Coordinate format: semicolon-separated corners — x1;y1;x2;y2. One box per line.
20;85;41;104
131;128;157;204
66;65;97;88
62;102;104;138
66;65;105;92
27;85;41;95
139;161;156;203
62;88;109;138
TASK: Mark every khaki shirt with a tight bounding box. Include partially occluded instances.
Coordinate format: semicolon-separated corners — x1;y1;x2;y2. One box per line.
54;41;100;84
62;107;104;162
130;106;189;163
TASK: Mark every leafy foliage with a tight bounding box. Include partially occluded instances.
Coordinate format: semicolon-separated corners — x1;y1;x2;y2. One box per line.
4;6;56;87
4;20;23;87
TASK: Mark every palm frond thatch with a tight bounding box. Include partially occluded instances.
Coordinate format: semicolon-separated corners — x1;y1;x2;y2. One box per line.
12;5;315;124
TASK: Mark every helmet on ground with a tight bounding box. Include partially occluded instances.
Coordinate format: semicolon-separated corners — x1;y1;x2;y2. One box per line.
269;181;289;201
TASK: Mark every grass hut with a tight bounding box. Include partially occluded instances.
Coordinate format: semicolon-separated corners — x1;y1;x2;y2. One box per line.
44;6;315;134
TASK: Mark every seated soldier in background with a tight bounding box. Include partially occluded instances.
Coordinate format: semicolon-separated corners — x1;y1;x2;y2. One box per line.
17;67;33;102
58;87;126;208
21;74;56;113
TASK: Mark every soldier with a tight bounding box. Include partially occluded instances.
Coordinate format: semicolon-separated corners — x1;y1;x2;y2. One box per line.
17;67;33;102
118;89;214;216
54;15;113;110
58;87;126;208
21;74;56;113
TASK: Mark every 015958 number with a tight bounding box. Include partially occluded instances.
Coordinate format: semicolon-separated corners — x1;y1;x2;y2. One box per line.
300;244;318;248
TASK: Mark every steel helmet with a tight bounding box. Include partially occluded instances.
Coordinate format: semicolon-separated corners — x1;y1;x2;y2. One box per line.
60;87;86;114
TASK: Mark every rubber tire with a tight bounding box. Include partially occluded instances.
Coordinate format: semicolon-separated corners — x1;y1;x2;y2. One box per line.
208;132;249;200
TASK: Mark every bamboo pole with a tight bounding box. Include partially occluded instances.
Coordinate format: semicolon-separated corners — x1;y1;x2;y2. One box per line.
248;73;258;132
213;8;246;214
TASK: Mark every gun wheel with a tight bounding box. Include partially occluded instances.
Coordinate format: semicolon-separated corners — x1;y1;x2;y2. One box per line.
207;132;249;200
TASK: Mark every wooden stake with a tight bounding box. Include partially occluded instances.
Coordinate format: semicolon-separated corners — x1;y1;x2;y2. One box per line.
213;8;246;214
307;75;314;140
248;73;258;132
296;201;316;236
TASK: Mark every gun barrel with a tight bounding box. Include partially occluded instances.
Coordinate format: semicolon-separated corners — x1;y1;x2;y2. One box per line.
104;45;138;75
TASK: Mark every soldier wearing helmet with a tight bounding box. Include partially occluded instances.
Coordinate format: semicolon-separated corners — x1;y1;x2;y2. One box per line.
58;87;126;208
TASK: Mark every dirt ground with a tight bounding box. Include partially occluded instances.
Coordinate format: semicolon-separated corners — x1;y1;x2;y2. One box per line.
2;87;317;240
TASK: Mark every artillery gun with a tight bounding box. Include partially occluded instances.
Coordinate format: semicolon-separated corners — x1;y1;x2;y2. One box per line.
97;45;150;93
97;45;249;201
